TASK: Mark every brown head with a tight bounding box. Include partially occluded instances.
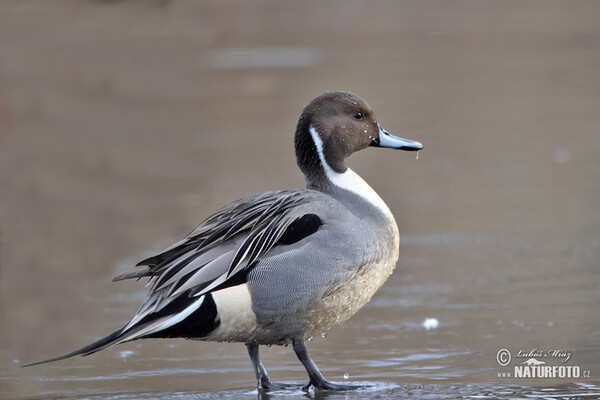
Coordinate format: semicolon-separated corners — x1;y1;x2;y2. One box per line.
294;91;422;188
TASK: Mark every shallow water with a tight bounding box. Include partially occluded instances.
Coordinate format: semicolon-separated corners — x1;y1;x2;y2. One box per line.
1;1;599;399
10;382;600;400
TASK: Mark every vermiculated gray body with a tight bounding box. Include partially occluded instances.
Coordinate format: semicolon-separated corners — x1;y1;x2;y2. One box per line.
245;187;399;344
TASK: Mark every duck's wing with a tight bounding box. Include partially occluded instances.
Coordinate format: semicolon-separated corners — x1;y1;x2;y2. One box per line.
23;189;326;366
114;189;324;334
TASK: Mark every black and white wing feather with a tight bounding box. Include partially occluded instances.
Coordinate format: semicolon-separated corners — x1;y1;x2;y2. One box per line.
23;189;325;366
114;189;322;335
23;190;323;365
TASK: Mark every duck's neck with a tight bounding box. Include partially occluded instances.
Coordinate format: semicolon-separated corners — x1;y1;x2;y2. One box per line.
315;167;394;219
306;127;393;221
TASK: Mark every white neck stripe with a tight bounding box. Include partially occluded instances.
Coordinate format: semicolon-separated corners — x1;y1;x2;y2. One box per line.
309;126;392;218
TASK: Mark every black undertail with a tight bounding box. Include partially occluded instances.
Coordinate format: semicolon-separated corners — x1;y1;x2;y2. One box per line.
144;293;219;339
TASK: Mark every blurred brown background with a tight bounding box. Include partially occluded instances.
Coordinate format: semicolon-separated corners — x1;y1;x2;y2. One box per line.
1;1;599;398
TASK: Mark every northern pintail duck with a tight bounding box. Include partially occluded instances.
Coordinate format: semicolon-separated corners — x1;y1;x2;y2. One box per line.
25;92;423;390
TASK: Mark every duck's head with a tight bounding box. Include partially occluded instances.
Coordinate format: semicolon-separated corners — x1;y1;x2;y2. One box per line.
294;91;423;187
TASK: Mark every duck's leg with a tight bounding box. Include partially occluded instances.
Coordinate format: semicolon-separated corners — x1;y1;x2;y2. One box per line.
292;339;356;390
246;342;298;390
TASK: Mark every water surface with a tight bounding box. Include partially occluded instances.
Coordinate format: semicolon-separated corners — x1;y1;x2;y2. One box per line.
1;1;599;399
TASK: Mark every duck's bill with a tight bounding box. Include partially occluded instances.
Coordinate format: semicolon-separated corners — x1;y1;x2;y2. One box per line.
370;124;423;151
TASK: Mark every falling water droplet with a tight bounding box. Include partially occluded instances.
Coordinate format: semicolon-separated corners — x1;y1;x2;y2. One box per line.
321;332;327;339
343;372;350;379
416;151;420;160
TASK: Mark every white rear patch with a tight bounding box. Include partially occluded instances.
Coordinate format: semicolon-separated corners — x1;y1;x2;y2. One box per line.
309;126;392;218
209;284;257;341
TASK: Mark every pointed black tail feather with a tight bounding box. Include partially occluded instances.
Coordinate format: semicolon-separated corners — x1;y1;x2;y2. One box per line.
21;328;125;367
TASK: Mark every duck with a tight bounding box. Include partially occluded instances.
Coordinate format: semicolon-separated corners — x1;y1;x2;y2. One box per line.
24;91;423;391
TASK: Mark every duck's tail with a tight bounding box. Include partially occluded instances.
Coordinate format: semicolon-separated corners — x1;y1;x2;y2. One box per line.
21;328;125;367
21;291;220;367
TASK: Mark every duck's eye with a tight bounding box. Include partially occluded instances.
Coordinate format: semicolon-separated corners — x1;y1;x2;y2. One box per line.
354;112;363;120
